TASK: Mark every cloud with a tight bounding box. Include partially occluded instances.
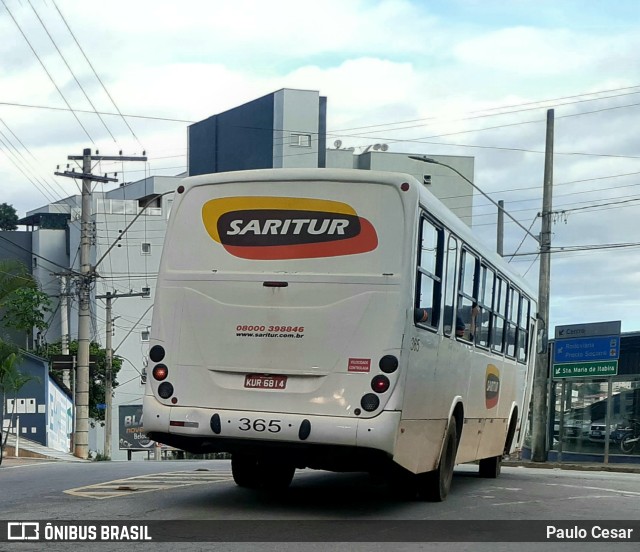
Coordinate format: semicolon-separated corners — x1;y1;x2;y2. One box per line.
1;0;640;332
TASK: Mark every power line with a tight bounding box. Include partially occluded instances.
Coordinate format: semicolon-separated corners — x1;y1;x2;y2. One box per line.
1;0;95;144
331;84;640;134
28;0;117;143
507;215;539;263
0;101;194;123
509;241;640;257
52;0;144;148
0;233;81;274
3;89;640;161
0;120;69;201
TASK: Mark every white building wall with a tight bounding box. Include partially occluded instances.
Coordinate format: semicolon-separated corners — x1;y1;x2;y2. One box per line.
355;151;475;226
92;201;165;460
32;228;70;346
63;185;169;460
273;89;321;169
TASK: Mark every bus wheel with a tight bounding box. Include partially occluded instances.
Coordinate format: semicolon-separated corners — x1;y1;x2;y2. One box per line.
418;418;458;502
478;455;502;478
261;462;296;491
231;454;261;488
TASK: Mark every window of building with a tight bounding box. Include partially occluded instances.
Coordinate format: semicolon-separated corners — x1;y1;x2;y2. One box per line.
141;243;151;255
290;133;312;147
141;330;150;342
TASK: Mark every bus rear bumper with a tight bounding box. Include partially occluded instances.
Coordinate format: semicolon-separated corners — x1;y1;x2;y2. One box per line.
143;396;400;456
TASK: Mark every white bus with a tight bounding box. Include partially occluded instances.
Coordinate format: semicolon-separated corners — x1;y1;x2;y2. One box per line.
144;168;537;501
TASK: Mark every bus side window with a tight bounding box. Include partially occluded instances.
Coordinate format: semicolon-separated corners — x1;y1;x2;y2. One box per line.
476;264;495;348
517;297;531;362
456;248;478;341
442;236;458;337
415;216;443;329
491;276;507;353
506;288;520;357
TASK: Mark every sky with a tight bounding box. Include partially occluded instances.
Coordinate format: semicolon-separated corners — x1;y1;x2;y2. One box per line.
1;0;640;333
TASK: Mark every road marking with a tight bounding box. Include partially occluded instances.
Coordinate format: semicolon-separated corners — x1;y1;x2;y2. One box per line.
64;469;233;499
545;482;640;497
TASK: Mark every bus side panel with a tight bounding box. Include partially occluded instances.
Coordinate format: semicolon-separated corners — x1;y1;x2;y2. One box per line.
393;419;448;473
396;328;471;472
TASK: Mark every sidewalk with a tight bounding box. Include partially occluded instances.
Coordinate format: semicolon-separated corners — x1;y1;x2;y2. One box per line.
1;456;61;467
1;433;89;466
503;458;640;474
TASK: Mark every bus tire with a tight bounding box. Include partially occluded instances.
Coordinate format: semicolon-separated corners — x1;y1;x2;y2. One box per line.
478;455;502;478
231;454;261;489
261;462;296;491
418;418;458;502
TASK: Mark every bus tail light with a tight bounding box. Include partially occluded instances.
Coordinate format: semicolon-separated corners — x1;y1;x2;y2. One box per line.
371;375;390;393
379;355;398;373
158;382;174;399
360;393;380;412
149;345;165;362
152;364;168;381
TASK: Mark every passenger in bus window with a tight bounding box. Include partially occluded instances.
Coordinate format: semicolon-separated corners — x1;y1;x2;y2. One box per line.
470;302;480;340
456;303;480;340
414;308;429;324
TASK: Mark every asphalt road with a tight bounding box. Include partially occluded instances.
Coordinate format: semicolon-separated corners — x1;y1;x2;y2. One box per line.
2;459;640;551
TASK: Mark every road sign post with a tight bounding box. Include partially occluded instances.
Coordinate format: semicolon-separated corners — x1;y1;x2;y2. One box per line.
553;321;621;379
553;360;618;378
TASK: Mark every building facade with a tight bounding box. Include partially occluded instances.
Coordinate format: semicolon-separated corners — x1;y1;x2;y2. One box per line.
1;352;72;453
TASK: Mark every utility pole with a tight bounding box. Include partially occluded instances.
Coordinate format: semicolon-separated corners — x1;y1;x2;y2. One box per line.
96;290;149;459
55;148;146;459
60;274;70;384
531;109;555;462
104;292;113;460
497;199;505;257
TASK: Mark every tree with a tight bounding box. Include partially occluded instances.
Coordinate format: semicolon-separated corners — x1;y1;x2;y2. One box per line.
1;287;52;349
39;340;123;423
0;260;50;350
0;203;18;231
0;345;36;466
0;259;35;304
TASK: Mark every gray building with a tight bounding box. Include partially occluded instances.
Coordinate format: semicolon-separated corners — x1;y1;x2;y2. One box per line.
188;88;473;225
189;88;327;174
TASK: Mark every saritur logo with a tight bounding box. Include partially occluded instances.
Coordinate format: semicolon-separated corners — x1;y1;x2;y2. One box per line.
202;197;378;260
485;364;500;409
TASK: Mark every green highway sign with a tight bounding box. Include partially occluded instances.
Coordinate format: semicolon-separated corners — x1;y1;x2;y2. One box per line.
553;360;618;378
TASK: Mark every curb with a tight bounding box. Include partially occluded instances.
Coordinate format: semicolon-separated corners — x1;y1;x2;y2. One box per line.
504;460;640;474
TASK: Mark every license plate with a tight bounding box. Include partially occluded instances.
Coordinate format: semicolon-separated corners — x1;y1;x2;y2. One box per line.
592;431;602;436
244;374;287;390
